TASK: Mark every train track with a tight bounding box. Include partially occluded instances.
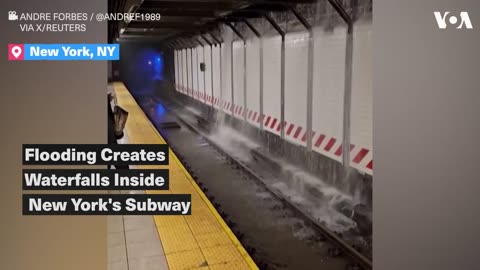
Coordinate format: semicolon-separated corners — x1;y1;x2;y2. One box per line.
143;95;372;270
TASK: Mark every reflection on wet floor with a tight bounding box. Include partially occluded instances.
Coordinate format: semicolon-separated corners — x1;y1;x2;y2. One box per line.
139;97;351;270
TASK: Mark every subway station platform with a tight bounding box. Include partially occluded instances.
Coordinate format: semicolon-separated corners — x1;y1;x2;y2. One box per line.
108;82;257;270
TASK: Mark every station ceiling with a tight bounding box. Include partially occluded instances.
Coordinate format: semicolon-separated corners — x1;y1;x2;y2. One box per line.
109;0;355;45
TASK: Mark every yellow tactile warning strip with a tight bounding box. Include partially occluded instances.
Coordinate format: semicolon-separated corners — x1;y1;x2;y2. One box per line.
112;82;258;270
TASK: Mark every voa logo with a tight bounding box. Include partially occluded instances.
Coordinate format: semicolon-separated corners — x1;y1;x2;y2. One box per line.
434;12;473;29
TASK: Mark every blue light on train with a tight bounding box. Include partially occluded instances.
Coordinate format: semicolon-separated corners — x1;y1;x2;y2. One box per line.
152;54;163;80
138;50;164;81
155;103;165;115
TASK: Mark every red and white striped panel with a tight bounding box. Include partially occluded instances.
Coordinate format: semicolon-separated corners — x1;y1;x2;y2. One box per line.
221;99;233;114
212;96;221;109
232;104;246;119
349;146;373;175
262;114;281;135
284;122;304;143
310;132;372;175
172;89;373;175
205;94;212;105
245;108;260;127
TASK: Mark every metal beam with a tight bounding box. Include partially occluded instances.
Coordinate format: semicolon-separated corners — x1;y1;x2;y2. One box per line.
224;22;245;41
323;0;354;167
195;42;200;100
243;20;261;37
243;19;263;128
190;47;195;98
291;7;314;151
201;34;215;109
264;14;285;136
198;38;207;105
209;32;222;44
327;0;353;26
180;48;184;93
225;22;247;118
208;32;223;109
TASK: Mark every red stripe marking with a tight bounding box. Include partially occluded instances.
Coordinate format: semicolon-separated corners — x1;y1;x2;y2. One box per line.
286;124;294;135
334;145;343;156
257;114;263;123
301;131;316;142
248;110;252;119
235;105;239;114
293;127;303;139
253;112;258;122
366;160;373;170
335;144;356;156
270;118;277;129
352;148;369;164
276;121;286;132
314;134;326;147
239;107;243;115
324;138;336;152
264;116;271;127
301;132;307;142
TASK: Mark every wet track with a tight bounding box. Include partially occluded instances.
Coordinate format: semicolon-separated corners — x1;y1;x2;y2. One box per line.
137;94;368;270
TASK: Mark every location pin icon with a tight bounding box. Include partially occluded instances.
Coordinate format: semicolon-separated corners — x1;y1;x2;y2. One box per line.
8;44;24;60
12;46;22;58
